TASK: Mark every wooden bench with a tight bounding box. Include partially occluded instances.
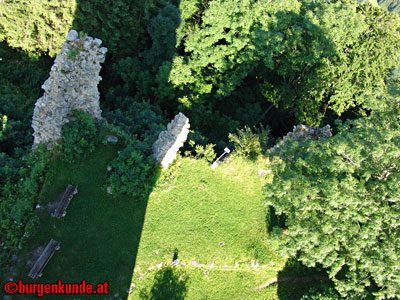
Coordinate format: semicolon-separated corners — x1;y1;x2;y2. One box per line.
52;185;77;218
28;239;60;279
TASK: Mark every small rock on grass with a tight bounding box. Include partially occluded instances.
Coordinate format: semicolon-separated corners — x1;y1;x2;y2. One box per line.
191;260;199;266
251;260;259;268
172;259;180;266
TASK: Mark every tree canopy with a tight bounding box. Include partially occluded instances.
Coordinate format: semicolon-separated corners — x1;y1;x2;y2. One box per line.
166;0;400;125
0;0;75;56
265;98;400;299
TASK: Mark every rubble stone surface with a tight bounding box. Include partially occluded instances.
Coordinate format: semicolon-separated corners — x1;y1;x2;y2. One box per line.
268;124;332;154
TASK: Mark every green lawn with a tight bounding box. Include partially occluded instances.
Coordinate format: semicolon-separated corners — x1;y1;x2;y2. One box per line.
129;156;286;299
12;143;148;299
9;145;325;300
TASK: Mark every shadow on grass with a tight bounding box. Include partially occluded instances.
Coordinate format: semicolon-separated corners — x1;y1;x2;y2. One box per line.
265;206;286;233
11;143;161;299
9;0;184;298
139;266;189;300
276;258;333;300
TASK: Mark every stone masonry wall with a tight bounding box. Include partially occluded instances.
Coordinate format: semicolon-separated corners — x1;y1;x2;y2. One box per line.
152;113;190;169
32;29;107;148
268;124;332;154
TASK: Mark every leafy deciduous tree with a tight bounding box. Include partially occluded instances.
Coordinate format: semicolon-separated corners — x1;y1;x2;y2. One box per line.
0;0;75;56
265;99;400;299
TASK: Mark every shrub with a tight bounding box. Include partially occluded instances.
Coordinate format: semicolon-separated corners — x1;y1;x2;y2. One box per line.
194;143;217;163
61;111;102;163
228;125;273;158
106;139;158;199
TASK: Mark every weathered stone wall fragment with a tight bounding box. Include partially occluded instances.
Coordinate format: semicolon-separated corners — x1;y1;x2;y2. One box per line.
32;29;107;149
268;124;332;154
152;113;190;169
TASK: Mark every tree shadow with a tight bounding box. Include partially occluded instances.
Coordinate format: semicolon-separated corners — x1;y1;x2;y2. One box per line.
34;1;181;298
139;266;189;300
2;0;180;298
276;258;333;300
0;42;52;156
265;206;286;233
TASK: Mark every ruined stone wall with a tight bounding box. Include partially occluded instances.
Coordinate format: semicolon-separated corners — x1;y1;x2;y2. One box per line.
152;113;190;169
32;29;107;148
268;124;332;154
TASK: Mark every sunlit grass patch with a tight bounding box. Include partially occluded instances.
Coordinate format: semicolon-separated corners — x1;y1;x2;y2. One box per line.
130;156;284;299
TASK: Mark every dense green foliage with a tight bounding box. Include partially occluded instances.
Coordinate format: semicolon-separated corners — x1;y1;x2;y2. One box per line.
60;111;103;163
165;0;400;126
106;139;158;199
0;0;75;57
300;286;341;300
73;0;145;59
1;0;400;298
0;44;50;154
103;100;165;144
265;101;400;299
0;146;53;272
0;44;52;273
104;101;165;199
228;125;273;158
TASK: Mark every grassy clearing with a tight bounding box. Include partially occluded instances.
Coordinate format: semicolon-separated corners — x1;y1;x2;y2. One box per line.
8;145;325;300
129;156;287;299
